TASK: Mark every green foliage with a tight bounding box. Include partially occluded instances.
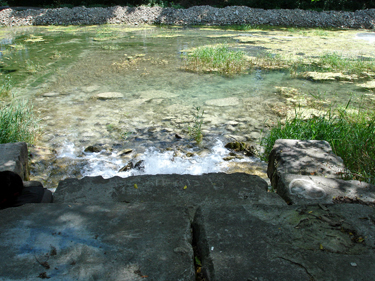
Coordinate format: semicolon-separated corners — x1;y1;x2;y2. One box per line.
0;99;39;144
188;106;204;145
0;75;12;99
183;44;247;76
261;104;375;184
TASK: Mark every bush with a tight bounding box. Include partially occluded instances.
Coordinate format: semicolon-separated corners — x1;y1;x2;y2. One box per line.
0;100;39;144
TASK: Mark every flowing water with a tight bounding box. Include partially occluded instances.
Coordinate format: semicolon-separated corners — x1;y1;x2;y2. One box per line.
1;25;374;190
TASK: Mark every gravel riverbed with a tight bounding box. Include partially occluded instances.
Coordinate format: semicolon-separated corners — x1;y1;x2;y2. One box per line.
0;5;374;28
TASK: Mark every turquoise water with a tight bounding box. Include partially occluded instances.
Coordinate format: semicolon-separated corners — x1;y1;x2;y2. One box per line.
0;25;371;189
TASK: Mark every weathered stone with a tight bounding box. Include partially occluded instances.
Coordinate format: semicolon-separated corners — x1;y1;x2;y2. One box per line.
193;204;375;281
0;203;195;281
268;139;345;184
276;173;375;205
54;173;285;206
0;142;29;180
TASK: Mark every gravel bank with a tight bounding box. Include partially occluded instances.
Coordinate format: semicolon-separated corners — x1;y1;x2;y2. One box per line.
0;5;374;28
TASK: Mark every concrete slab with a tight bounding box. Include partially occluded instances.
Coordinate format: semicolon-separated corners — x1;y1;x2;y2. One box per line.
0;142;29;180
193;204;375;281
54;173;286;207
0;203;195;281
276;174;375;205
267;139;345;184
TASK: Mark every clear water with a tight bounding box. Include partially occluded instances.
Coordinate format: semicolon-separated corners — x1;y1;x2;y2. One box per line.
0;25;372;190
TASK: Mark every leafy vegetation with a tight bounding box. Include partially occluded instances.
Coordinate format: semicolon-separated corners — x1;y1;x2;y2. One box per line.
0;99;39;144
182;44;248;76
261;104;375;184
188;106;204;145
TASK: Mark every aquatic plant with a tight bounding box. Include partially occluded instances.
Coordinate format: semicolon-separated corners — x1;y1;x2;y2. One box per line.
0;75;12;99
261;104;375;184
182;44;248;75
0;99;39;144
25;60;40;74
188;106;204;145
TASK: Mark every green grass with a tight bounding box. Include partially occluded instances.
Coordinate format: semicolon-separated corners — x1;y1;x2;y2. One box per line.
0;99;39;144
261;106;375;184
312;53;375;76
248;52;375;77
183;44;248;76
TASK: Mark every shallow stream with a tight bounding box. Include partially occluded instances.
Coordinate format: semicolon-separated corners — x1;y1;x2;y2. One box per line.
1;25;374;190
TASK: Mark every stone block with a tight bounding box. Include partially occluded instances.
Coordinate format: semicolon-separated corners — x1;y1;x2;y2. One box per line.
0;142;29;180
193;204;375;281
54;173;286;207
0;203;195;281
267;139;345;186
276;174;375;205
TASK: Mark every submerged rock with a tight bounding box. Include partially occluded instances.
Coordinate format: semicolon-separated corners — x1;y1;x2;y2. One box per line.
205;97;239;107
84;145;102;153
96;92;123;100
357;80;375;90
303;72;356;82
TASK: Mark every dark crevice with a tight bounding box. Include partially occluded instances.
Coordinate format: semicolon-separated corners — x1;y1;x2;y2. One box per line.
191;223;206;281
276;257;315;281
191;207;210;281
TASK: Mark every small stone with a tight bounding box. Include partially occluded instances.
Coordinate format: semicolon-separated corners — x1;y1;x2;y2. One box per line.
118;162;134;172
42;92;60;97
134;160;144;170
350;262;357;267
96;92;123;100
84;145;101;153
175;133;183;139
117;149;133;156
223;156;236;161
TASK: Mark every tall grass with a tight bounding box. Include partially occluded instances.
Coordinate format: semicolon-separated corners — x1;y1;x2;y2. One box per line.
0;100;39;144
183;44;247;75
261;106;375;184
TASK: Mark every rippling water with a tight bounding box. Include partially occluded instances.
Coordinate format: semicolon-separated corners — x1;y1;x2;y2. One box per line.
0;25;372;189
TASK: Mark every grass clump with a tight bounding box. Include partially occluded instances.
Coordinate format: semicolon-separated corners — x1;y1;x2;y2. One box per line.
311;53;375;76
261;105;375;184
183;44;248;76
0;99;39;144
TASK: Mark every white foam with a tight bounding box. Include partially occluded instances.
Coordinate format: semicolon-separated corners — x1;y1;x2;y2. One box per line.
56;139;248;179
